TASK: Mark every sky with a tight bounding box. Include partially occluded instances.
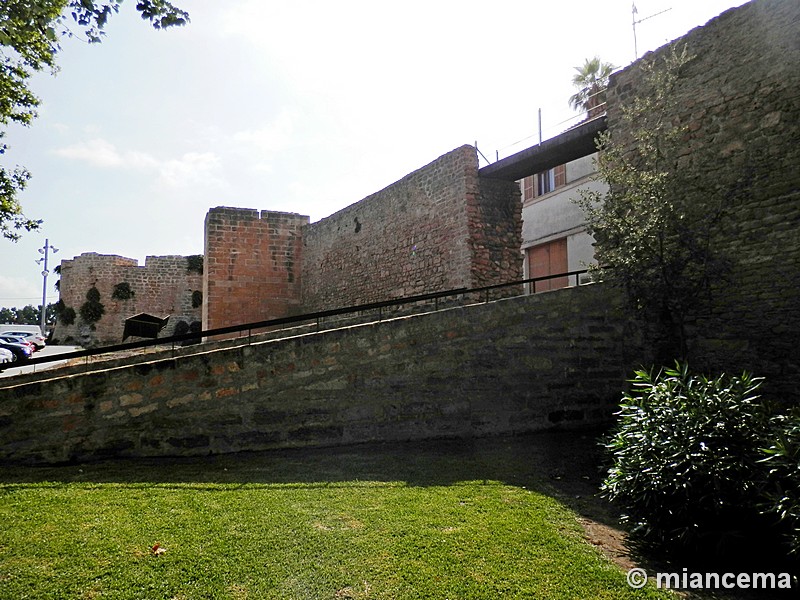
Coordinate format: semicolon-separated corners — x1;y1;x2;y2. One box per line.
0;0;750;310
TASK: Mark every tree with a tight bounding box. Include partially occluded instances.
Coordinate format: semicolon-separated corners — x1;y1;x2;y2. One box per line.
0;302;57;325
576;46;728;360
568;56;615;117
0;0;189;241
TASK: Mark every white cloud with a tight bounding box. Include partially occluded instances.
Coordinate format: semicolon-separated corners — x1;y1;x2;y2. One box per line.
158;152;225;189
53;139;225;190
54;138;158;169
233;110;297;155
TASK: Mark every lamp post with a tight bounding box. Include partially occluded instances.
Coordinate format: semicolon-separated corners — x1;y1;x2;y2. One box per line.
36;239;58;335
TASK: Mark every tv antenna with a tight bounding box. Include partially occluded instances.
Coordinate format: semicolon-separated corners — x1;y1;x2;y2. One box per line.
632;2;672;59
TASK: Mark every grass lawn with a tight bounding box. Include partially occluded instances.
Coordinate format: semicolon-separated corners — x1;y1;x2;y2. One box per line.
0;432;676;599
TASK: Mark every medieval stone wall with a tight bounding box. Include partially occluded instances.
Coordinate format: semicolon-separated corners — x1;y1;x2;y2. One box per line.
53;253;203;346
468;175;523;291
300;145;521;312
201;145;523;327
606;0;800;396
203;209;308;331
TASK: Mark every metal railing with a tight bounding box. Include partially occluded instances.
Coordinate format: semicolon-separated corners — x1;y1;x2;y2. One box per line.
10;269;591;373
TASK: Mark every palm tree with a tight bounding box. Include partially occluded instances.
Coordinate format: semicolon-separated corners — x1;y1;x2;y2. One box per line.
569;57;615;117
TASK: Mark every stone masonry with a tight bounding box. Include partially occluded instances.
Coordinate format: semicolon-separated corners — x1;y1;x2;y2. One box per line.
53;253;203;346
0;284;638;464
202;145;522;329
203;209;308;331
605;0;800;396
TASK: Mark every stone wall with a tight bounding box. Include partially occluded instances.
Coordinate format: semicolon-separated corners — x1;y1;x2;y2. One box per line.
301;146;472;309
0;284;642;464
200;145;523;330
53;253;204;346
606;0;800;397
203;209;308;331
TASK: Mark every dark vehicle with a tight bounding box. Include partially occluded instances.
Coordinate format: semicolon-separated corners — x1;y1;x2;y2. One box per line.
0;335;36;354
0;341;33;364
2;330;46;349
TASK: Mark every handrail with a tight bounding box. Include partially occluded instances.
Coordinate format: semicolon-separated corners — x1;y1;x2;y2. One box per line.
12;269;590;371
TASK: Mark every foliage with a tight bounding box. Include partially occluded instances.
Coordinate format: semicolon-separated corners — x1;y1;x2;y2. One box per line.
54;298;75;325
577;46;728;359
601;363;780;555
0;439;674;599
0;302;56;325
111;281;134;300
186;254;203;275
568;56;614;115
0;0;188;241
78;286;104;324
761;411;800;554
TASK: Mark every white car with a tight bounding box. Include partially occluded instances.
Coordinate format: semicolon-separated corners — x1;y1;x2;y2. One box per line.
2;330;46;350
0;347;14;365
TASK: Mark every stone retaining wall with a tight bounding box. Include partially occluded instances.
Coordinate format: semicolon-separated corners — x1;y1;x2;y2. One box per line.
0;284;641;464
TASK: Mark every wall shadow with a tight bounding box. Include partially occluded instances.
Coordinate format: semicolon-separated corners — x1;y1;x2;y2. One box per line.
0;429;615;525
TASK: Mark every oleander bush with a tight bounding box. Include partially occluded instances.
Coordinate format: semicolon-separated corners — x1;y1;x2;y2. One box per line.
762;410;800;554
601;363;776;555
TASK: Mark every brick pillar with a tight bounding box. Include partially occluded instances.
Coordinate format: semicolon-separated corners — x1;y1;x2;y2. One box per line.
203;208;309;331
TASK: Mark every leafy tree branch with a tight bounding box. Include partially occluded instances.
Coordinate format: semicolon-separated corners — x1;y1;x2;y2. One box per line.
0;0;188;241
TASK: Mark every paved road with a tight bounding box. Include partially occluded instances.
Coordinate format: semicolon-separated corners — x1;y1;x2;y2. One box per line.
0;345;81;378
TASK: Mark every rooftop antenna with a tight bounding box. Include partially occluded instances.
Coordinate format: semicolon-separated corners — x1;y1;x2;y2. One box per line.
632;2;672;59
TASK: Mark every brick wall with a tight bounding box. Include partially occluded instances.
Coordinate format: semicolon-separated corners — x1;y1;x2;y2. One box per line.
203;208;308;331
301;145;521;311
606;0;800;397
53;253;203;346
0;284;643;464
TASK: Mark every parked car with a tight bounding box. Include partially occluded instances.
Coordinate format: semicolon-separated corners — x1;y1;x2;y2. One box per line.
0;335;37;353
0;347;13;366
0;341;32;363
2;330;46;349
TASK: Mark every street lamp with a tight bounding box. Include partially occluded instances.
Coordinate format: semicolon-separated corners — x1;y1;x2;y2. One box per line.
36;239;58;335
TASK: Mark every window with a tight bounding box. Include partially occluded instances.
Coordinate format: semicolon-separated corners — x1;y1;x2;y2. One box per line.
538;170;555;195
520;164;567;202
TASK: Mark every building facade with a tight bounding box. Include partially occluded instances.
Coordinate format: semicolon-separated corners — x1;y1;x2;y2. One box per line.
519;153;604;291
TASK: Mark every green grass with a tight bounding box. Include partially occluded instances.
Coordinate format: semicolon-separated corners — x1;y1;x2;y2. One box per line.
0;434;675;599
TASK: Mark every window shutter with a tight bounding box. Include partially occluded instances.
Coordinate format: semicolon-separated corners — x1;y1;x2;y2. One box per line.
554;164;566;188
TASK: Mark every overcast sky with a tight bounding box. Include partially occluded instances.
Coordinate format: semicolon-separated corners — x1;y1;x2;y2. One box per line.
0;0;749;309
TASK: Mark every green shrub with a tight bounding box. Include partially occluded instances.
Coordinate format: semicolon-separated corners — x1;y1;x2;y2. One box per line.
111;282;135;301
601;363;775;554
191;289;202;309
762;411;800;554
79;287;105;324
186;254;203;275
60;306;76;326
54;300;76;326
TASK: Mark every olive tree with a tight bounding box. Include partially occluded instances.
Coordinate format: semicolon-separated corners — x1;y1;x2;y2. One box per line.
577;46;729;360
